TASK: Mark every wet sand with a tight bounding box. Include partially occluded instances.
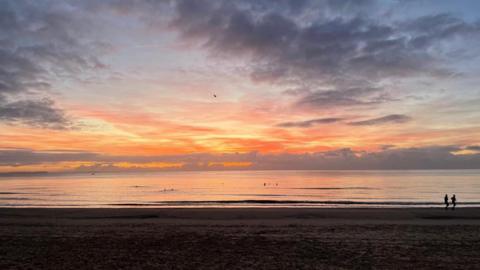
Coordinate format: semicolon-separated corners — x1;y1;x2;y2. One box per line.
1;207;480;269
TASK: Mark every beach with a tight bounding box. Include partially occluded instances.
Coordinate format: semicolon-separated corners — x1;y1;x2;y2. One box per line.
1;208;480;269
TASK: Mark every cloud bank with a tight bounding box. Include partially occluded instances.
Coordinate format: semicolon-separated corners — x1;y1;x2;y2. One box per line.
1;145;480;171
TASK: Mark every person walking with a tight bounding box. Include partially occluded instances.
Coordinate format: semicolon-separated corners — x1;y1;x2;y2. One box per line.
451;194;456;210
444;194;449;210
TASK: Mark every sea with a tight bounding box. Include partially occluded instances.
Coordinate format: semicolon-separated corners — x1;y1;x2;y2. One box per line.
1;170;479;208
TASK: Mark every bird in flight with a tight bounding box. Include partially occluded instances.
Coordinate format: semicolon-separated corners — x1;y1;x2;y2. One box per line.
213;94;217;98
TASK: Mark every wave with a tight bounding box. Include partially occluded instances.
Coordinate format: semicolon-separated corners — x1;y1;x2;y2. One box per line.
3;200;479;207
290;187;379;190
0;171;49;177
106;200;480;206
0;197;32;200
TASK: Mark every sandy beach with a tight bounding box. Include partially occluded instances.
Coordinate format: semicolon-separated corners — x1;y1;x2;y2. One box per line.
1;207;480;269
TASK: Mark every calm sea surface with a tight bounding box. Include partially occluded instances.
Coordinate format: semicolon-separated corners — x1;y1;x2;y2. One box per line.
1;170;479;207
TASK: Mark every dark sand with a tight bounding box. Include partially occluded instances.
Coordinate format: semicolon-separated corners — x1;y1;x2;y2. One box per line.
1;207;480;269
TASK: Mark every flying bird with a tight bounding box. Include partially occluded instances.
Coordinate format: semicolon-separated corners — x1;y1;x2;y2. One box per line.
213;93;217;98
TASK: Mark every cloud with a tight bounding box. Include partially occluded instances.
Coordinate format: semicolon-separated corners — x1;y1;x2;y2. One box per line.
0;49;46;95
404;13;480;49
348;114;411;126
295;87;386;108
276;114;412;129
168;0;480;110
0;149;97;167
170;0;478;82
3;1;479;128
466;145;480;151
0;0;107;129
276;117;342;128
1;145;480;171
0;98;70;129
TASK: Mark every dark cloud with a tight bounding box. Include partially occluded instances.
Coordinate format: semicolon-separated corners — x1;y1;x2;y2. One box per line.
245;146;480;170
348;114;411;126
0;149;97;167
275;114;412;128
296;87;386;108
0;0;107;129
404;13;480;49
0;98;70;129
0;49;45;95
466;145;480;151
380;144;395;150
1;145;480;170
276;117;342;128
0;149;254;167
172;2;394;82
172;1;478;80
169;0;479;109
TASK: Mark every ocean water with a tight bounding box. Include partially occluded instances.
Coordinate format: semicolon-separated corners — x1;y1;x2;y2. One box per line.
1;170;479;208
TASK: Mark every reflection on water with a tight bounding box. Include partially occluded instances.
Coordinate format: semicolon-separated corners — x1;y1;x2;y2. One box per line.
1;170;479;207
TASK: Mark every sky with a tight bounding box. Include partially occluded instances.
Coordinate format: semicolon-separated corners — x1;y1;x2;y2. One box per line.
1;0;480;172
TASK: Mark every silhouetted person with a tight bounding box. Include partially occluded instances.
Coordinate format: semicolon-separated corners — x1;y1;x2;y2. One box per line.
444;194;449;210
451;194;456;210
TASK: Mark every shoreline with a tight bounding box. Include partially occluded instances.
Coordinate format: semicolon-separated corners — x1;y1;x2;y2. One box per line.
1;207;479;225
2;200;479;208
